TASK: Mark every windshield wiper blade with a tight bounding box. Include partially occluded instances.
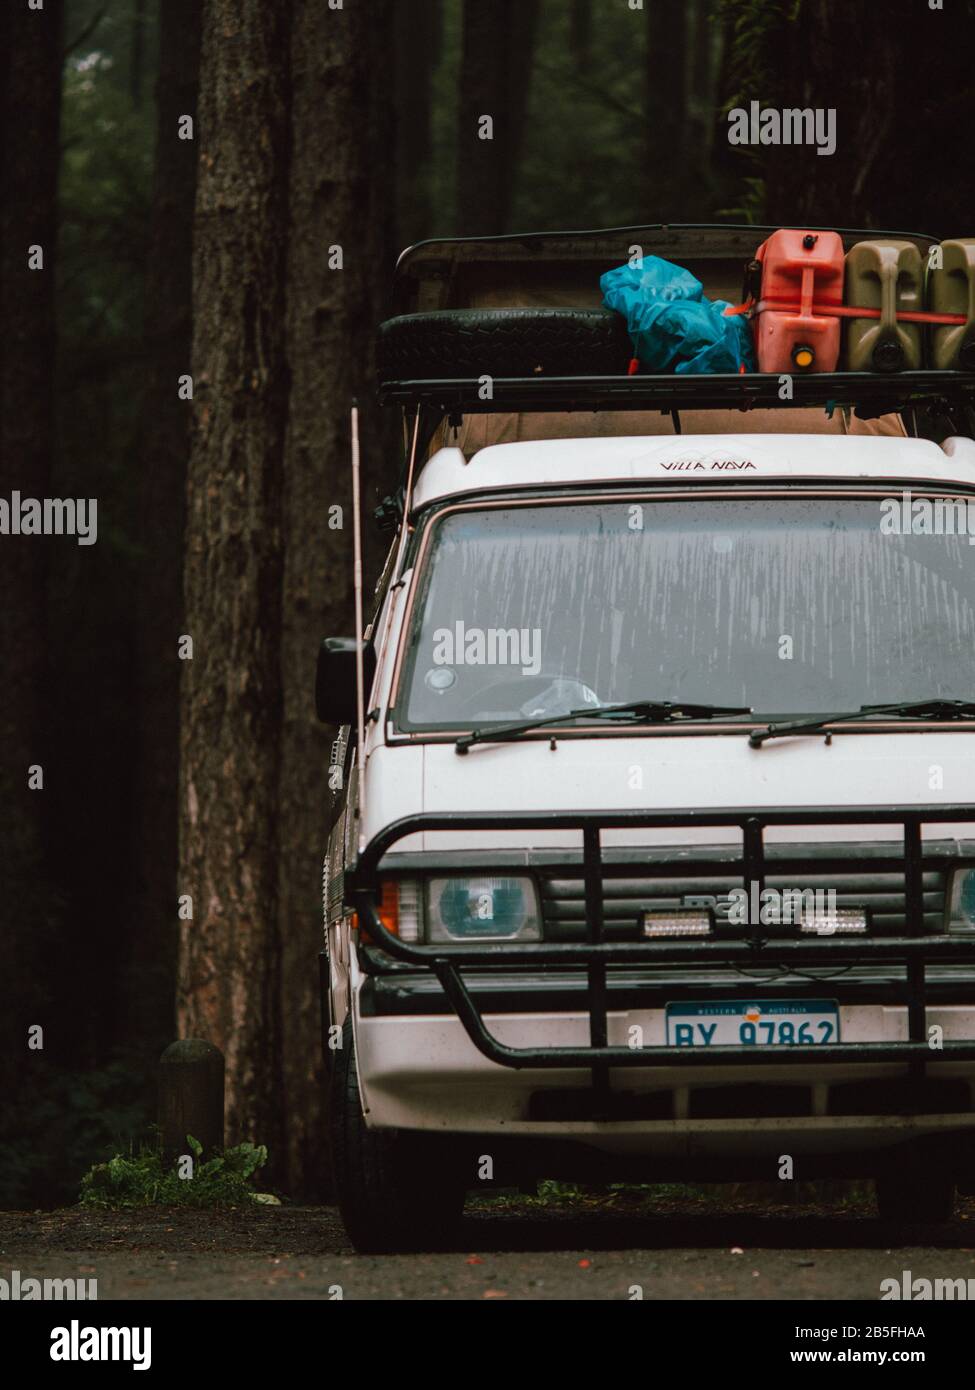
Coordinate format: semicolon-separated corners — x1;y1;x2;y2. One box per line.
749;698;975;748
455;699;752;753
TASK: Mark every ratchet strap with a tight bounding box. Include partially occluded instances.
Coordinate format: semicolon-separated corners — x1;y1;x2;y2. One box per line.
724;296;968;325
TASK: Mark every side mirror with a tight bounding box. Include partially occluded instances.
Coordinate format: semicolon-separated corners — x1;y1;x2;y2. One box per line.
315;637;376;725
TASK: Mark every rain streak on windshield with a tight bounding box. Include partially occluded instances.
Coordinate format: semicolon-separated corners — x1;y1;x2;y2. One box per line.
398;497;975;730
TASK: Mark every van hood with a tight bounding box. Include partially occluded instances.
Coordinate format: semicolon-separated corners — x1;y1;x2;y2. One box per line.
362;731;975;853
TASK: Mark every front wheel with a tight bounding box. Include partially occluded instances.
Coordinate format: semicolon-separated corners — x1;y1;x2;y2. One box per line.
329;1020;466;1253
875;1171;955;1224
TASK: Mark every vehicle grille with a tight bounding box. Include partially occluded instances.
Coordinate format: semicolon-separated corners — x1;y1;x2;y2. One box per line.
541;849;947;940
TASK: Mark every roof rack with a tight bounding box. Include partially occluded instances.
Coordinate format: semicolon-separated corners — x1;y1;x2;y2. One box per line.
391;222;940;316
380;370;975;420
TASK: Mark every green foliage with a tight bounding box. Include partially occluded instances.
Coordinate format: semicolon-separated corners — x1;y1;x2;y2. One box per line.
537;1179;583;1200
718;0;802;114
58;38;154;528
472;1180;710;1212
716;175;767;224
426;0;742;236
512;0;651;231
79;1136;270;1210
714;0;805;224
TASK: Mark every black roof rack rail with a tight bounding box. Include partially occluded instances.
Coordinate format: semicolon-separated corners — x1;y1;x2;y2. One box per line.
379;370;975;419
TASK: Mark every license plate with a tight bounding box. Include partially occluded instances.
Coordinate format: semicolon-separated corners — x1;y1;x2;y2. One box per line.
665;998;840;1047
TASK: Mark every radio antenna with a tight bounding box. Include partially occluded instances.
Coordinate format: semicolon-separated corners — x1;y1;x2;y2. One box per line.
351;401;366;855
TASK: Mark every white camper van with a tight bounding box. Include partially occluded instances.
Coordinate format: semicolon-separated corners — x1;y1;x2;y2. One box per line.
319;226;975;1252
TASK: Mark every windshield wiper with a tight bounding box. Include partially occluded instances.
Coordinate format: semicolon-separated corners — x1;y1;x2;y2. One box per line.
455;699;752;753
749;698;975;748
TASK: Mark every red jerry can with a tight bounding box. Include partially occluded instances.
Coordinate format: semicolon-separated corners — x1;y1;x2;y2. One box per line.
752;229;845;373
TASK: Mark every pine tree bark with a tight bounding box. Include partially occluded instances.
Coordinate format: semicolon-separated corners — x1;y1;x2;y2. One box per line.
0;1;63;961
762;1;899;226
278;0;393;1199
130;0;147;108
456;0;540;236
718;0;974;230
0;0;63;773
393;0;440;248
0;0;63;1139
645;0;688;219
681;0;720;218
180;0;393;1194
569;0;592;73
178;0;292;1163
131;0;201;1047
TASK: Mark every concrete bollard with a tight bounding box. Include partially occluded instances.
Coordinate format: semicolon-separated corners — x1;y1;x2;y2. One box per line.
158;1039;225;1163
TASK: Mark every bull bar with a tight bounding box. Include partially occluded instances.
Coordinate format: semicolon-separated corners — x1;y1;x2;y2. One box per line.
351;803;975;1079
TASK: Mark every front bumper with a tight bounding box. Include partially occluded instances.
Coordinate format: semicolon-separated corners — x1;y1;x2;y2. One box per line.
351;803;975;1078
353;1002;975;1162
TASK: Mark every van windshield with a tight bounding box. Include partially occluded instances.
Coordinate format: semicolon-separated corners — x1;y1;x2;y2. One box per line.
396;496;975;730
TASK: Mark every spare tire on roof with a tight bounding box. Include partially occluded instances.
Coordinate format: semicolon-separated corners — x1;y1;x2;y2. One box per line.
377;307;632;381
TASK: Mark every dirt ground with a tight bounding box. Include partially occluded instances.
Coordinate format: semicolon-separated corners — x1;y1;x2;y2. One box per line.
3;1191;975;1300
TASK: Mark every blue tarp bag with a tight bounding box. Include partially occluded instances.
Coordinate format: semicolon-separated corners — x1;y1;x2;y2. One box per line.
600;255;756;374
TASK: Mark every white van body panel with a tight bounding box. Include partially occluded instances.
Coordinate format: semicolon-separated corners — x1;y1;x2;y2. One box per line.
412;434;975;512
331;432;975;1171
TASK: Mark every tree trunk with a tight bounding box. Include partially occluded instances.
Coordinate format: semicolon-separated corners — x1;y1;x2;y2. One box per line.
180;0;393;1195
130;0;147;108
0;1;63;984
178;0;292;1165
506;0;540;198
569;0;592;73
278;0;393;1200
393;0;440;248
762;1;887;225
679;0;720;217
645;0;688;220
456;0;540;236
130;0;201;1049
718;0;975;231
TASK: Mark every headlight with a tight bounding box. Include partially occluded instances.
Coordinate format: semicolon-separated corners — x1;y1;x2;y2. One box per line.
947;868;975;933
426;875;541;943
370;875;542;944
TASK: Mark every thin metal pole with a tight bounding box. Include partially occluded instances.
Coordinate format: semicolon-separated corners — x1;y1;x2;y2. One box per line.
351;403;366;854
394;407;422;579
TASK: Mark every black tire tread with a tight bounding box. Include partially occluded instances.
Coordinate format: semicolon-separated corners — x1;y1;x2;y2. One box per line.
329;1019;464;1253
378;306;631;380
